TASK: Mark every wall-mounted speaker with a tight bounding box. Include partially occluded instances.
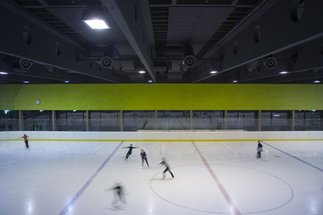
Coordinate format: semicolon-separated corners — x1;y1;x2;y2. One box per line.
182;55;197;68
100;56;113;69
263;57;277;69
19;58;33;70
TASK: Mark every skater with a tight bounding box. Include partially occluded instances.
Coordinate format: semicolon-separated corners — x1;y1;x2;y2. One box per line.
160;157;174;179
257;140;263;158
140;149;149;167
123;144;138;159
107;183;126;208
21;134;29;148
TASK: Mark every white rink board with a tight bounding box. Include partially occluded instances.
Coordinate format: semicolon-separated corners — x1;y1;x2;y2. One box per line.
1;131;323;142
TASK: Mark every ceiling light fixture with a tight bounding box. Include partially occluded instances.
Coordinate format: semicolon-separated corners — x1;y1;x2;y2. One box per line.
233;80;238;83
82;6;110;30
0;71;8;75
210;70;218;74
138;70;146;74
313;80;320;83
64;80;70;83
279;70;288;75
148;80;153;83
23;81;30;84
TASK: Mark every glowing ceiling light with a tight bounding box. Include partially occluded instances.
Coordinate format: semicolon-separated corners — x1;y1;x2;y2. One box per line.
279;70;288;75
82;7;110;30
83;19;110;29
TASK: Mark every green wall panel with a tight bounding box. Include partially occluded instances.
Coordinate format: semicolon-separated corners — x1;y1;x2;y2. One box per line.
0;84;322;110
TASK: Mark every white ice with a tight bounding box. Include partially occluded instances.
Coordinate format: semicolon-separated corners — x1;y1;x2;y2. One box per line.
0;140;322;215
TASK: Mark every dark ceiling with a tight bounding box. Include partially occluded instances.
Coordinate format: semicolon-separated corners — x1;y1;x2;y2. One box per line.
0;0;322;84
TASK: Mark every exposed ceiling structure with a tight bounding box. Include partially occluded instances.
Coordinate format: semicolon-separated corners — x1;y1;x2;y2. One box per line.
0;0;322;84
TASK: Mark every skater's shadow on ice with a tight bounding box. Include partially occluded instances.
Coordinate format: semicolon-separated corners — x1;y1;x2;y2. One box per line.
151;177;174;181
106;206;126;211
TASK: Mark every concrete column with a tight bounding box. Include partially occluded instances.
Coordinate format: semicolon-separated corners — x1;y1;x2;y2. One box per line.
85;110;89;131
51;111;56;131
223;110;227;129
120;110;124;131
257;110;262;131
18;110;23;131
155;110;158;130
290;110;295;131
190;110;193;130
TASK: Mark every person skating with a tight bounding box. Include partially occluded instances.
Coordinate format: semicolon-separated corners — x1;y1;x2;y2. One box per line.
107;183;126;208
257;140;263;158
21;134;29;149
140;149;149;167
123;144;138;159
160;157;174;179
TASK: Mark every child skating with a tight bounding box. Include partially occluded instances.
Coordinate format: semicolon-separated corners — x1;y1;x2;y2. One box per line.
257;140;263;158
21;134;29;149
140;149;149;167
106;183;126;209
160;157;174;179
123;144;138;159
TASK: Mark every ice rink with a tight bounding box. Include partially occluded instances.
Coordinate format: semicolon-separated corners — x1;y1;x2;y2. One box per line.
0;140;322;215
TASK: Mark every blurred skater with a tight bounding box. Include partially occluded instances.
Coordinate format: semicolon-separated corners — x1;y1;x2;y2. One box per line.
257;140;263;158
160;157;174;179
140;149;149;167
107;183;126;208
21;134;29;148
123;144;138;159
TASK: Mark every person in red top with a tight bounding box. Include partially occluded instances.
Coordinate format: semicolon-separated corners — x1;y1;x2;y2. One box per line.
21;134;29;148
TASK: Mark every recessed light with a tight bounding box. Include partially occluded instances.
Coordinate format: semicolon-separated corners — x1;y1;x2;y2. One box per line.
81;7;111;30
138;70;146;74
84;19;110;29
279;70;288;75
0;71;8;75
210;70;218;74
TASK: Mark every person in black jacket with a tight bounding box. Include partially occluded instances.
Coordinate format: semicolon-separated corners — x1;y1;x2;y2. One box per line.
107;183;126;208
160;157;174;179
140;149;149;167
123;144;138;160
257;141;263;158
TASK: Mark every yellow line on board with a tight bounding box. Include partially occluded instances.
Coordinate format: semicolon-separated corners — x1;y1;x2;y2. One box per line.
1;138;323;142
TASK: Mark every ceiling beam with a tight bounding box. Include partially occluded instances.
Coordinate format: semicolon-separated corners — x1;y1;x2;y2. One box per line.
101;0;156;82
195;0;323;82
0;1;119;83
